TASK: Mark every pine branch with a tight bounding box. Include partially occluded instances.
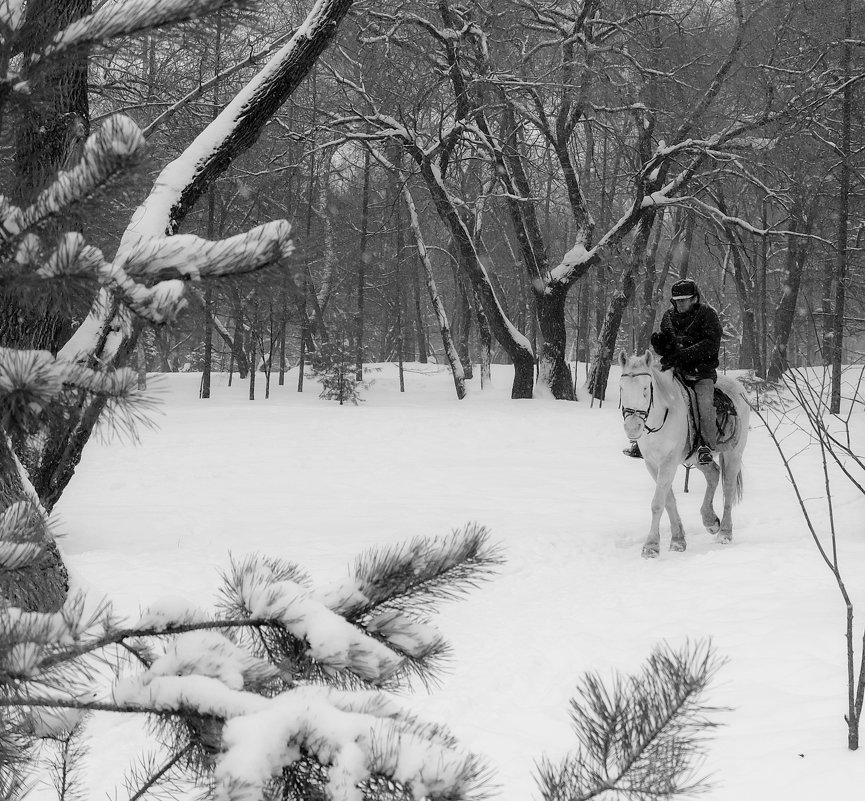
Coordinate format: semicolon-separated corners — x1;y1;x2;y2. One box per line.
38;0;254;62
218;553;404;687
336;523;504;620
47;719;89;801
124;743;196;801
0;346;154;443
536;640;726;801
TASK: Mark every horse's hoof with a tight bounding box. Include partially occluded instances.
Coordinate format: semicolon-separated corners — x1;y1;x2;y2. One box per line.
716;532;732;545
642;545;659;559
705;517;721;535
670;540;686;552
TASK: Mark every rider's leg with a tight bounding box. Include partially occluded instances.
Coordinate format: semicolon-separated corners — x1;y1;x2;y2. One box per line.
694;378;717;450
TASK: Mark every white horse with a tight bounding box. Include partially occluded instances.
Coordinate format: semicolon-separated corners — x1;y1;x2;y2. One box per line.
618;350;750;558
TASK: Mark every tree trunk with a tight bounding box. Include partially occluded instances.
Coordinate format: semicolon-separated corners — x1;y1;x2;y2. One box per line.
395;191;405;391
1;0;89;356
475;290;492;389
297;326;307;392
403;187;465;398
832;0;852;415
201;285;213;398
411;155;534;397
586;215;655;400
635;212;667;352
278;278;288;386
411;258;428;363
231;292;250;379
725;225;763;375
200;296;250;379
355;149;370;381
577;276;591;364
768;206;810;381
15;0;91;201
535;285;575;399
2;0;92;608
248;337;256;401
455;275;474;380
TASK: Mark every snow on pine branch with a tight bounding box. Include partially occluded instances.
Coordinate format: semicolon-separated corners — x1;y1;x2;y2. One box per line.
134;630;280;691
213;686;490;801
36;221;293;325
17;117;145;234
223;555;404;685
38;0;252;62
119;220;294;281
1;532;498;801
106;675;489;801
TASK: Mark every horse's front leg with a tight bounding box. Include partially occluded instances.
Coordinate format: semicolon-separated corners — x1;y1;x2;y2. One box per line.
665;491;687;552
645;460;686;553
642;460;679;559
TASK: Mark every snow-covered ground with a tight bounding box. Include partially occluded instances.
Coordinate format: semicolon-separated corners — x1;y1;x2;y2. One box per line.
50;362;865;800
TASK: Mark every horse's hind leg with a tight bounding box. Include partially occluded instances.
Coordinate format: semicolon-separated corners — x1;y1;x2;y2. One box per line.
696;461;721;534
717;452;743;544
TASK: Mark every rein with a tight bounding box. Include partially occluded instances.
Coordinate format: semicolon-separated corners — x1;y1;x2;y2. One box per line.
620;371;670;433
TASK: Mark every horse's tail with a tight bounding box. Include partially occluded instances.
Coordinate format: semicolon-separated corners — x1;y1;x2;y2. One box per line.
720;453;744;506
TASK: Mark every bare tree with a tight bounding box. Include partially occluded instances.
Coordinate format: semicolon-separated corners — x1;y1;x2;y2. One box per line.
752;366;865;749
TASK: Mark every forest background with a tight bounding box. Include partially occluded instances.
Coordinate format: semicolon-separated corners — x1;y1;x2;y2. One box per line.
10;0;864;408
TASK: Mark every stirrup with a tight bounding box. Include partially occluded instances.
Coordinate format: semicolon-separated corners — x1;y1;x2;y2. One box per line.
697;445;714;465
623;441;643;459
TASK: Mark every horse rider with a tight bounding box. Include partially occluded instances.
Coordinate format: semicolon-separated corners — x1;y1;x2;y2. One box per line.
623;278;723;465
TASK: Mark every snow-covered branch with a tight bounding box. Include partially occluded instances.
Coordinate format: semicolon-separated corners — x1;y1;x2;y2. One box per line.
14;116;145;238
1;528;500;800
691;197;833;245
38;0;251;62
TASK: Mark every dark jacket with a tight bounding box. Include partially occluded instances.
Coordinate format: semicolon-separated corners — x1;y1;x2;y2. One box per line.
659;300;723;381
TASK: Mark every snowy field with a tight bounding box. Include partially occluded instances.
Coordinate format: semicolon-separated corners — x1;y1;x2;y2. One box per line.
49;362;865;801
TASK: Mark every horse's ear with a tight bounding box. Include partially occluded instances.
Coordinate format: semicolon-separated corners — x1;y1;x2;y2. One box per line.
618;350;628;368
645;349;654;367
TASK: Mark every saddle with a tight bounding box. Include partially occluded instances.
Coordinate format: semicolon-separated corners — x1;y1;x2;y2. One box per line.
675;374;738;455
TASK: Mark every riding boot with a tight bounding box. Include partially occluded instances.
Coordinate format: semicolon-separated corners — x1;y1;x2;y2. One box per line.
623;441;643;459
696;445;714;465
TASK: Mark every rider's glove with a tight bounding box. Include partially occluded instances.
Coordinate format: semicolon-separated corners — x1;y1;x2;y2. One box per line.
659;354;678;371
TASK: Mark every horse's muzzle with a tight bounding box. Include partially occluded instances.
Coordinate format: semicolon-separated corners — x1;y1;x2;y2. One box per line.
623;415;645;440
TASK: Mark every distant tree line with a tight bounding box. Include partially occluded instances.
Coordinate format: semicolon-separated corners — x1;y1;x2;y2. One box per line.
66;0;864;406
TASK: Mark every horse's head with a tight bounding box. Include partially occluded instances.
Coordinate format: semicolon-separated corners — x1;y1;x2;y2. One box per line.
618;350;660;440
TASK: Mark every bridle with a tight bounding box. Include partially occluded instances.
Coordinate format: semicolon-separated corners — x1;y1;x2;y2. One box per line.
620;371;669;433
